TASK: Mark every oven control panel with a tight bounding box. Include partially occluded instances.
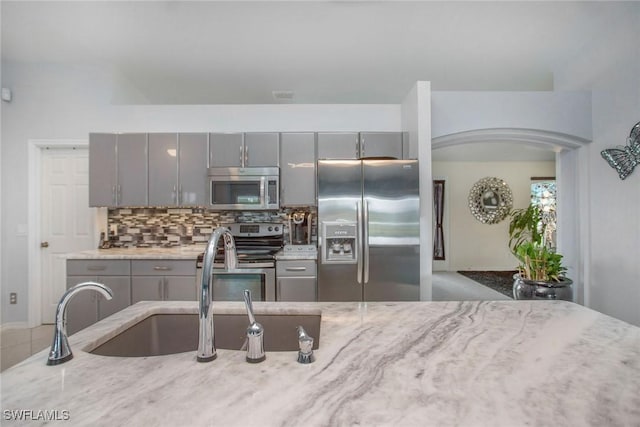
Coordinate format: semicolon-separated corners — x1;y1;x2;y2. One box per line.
227;223;283;238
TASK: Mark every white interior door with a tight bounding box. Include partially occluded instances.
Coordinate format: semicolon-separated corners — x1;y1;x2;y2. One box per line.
41;147;95;323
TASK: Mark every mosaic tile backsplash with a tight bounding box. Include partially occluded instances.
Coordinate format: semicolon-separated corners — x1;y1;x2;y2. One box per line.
104;207;317;248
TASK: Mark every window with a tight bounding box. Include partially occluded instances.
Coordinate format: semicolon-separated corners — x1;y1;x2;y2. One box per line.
530;178;556;248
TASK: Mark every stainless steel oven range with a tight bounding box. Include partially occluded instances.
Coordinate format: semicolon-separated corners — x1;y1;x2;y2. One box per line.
196;223;283;301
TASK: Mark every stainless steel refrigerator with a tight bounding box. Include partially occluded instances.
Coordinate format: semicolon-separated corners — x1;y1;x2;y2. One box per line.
317;159;420;301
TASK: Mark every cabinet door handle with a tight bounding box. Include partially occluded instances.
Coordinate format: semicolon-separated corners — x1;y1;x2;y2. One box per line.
87;266;107;271
163;278;168;300
285;267;307;272
239;145;244;166
153;266;172;271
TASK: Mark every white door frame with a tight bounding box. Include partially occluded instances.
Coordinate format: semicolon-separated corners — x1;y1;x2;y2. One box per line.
27;139;92;327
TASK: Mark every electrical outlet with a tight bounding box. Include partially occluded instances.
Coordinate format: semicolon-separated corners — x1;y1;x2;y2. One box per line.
9;292;17;304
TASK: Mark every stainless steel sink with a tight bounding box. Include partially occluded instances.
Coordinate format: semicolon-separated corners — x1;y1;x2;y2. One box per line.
89;312;321;357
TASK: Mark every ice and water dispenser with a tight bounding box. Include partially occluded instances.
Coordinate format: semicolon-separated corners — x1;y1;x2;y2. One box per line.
321;222;357;264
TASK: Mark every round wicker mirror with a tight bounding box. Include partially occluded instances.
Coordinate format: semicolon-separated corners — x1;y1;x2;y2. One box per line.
468;177;513;224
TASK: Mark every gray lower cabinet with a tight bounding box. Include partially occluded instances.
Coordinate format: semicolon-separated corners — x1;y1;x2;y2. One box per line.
66;260;132;335
65;258;196;334
131;260;197;303
276;260;317;302
280;132;316;206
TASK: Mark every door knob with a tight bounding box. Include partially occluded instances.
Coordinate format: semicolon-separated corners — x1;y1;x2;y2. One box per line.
41;241;49;248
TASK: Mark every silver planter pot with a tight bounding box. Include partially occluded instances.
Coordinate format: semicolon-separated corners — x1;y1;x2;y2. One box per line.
513;275;573;301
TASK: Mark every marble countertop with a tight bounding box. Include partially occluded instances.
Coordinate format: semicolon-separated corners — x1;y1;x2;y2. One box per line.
64;245;319;261
2;300;639;426
62;246;206;260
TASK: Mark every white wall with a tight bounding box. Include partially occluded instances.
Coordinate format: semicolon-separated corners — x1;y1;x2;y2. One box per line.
402;81;432;301
0;62;402;323
431;91;592;141
432;161;555;272
554;3;640;326
430;91;591;304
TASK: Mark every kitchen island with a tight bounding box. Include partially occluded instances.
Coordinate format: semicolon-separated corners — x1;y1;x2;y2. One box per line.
1;300;639;426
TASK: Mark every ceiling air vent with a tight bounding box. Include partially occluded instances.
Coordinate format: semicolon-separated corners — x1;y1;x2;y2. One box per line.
272;90;294;101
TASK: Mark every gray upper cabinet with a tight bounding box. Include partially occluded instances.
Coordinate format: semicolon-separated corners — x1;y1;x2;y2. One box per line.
210;133;243;167
89;133;148;207
359;132;403;159
117;134;148;206
244;132;279;167
317;132;359;159
148;133;208;206
178;133;209;206
280;132;316;206
209;132;279;167
89;133;117;207
148;133;178;206
317;132;404;160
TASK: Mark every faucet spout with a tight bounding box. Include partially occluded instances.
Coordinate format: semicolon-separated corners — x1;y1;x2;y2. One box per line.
47;282;113;365
197;226;238;362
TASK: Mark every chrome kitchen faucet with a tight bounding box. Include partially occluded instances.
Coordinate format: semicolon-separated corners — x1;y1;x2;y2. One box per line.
197;226;238;362
47;282;113;365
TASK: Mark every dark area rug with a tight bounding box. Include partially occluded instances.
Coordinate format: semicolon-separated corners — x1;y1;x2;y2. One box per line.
457;270;518;299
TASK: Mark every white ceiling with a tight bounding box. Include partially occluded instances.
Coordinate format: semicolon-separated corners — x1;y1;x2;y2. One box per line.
4;1;627;161
0;1;624;105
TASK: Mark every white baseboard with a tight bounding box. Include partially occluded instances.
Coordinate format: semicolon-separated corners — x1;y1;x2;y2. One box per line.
0;321;30;332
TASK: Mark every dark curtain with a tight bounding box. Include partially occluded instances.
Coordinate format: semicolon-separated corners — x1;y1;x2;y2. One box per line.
433;180;445;260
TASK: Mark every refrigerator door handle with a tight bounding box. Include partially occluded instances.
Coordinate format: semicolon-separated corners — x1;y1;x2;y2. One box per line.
363;199;370;284
356;201;363;284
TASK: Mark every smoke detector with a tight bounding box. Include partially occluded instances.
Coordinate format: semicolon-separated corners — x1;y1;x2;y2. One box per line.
272;90;294;101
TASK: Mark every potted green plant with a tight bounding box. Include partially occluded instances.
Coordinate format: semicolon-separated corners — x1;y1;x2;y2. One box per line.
508;204;572;300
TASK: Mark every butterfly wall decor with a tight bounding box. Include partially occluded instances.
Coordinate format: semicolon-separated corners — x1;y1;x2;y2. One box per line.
601;121;640;180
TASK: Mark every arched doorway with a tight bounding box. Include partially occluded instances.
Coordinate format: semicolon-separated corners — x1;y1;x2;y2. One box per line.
432;128;590;304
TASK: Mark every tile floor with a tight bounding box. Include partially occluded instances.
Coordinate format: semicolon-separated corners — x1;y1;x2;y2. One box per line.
1;324;54;372
0;273;505;372
432;271;511;301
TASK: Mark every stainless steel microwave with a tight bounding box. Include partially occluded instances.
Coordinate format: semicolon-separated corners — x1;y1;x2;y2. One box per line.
208;167;279;210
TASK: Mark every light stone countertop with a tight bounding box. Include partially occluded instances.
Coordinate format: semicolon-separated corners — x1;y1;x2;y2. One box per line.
1;300;639;426
62;246;206;260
